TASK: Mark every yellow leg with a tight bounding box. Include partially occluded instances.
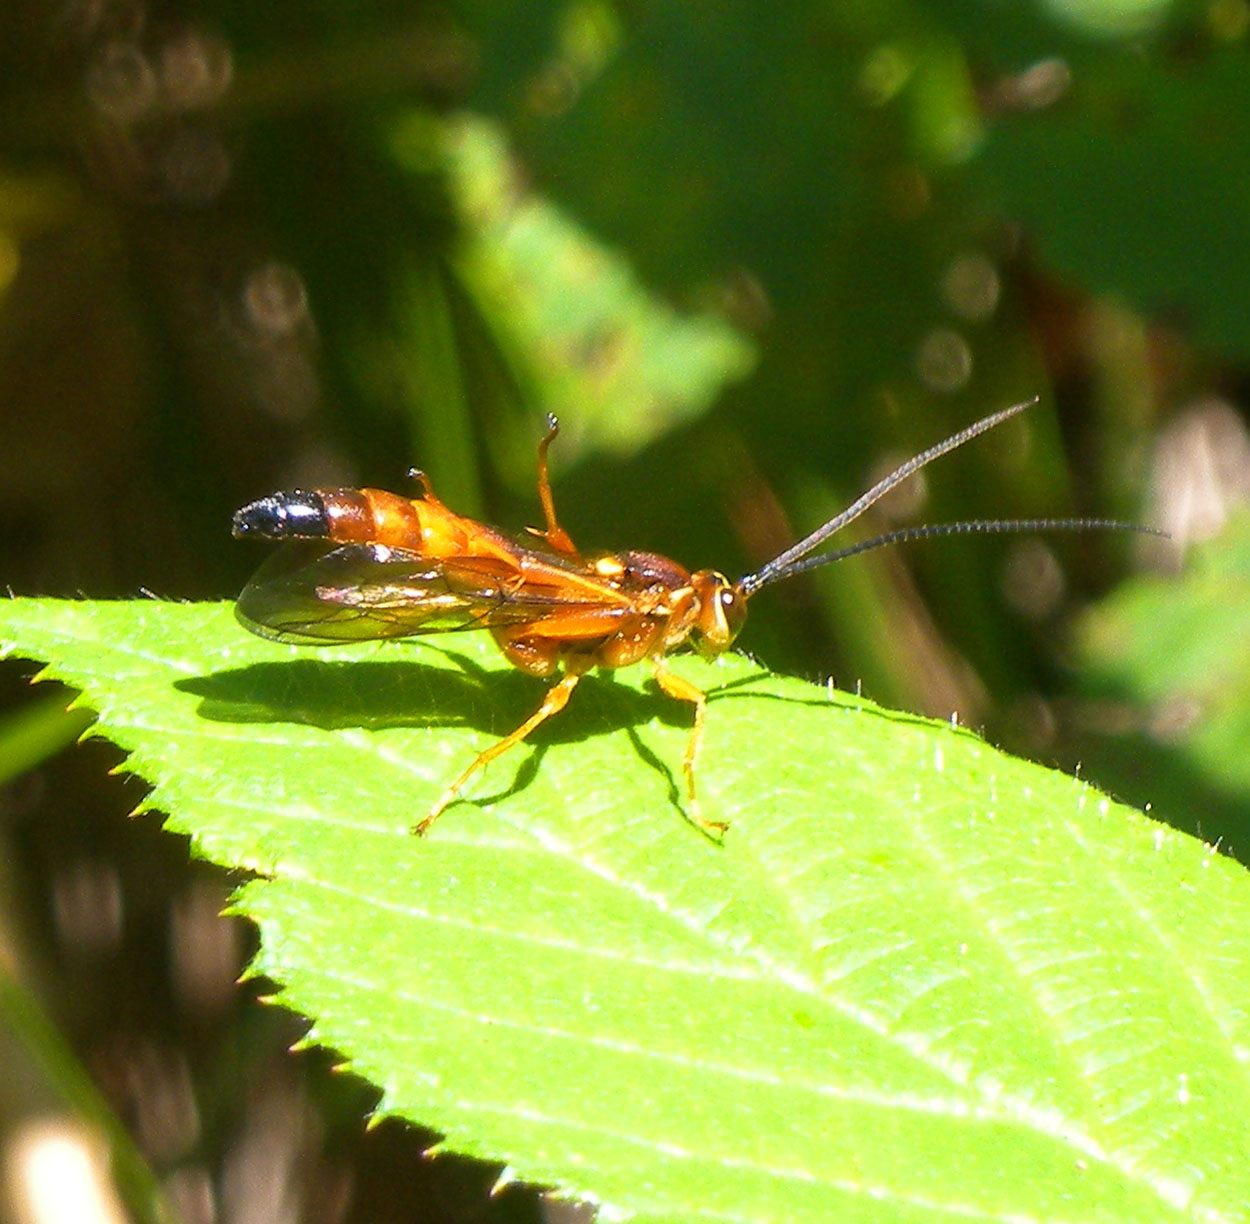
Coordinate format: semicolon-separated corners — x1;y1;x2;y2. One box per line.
652;661;728;838
414;670;583;834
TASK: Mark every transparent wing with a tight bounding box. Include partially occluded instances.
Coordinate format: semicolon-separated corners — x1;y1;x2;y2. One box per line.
235;541;631;645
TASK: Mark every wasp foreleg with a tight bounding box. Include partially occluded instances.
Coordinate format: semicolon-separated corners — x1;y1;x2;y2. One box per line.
651;660;727;838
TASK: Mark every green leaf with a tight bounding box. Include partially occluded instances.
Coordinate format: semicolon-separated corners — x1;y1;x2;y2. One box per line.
0;686;93;786
4;596;1250;1223
390;113;756;470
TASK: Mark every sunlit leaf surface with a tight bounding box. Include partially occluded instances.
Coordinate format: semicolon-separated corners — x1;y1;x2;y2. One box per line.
4;597;1250;1224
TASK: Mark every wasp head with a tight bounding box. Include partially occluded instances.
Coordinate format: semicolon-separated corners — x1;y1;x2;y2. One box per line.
689;571;748;657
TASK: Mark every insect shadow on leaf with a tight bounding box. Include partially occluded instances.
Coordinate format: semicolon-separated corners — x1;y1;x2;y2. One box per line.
179;653;708;822
178;657;691;743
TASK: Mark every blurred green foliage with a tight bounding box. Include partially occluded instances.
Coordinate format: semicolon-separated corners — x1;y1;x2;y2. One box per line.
1077;513;1250;844
3;0;1250;1219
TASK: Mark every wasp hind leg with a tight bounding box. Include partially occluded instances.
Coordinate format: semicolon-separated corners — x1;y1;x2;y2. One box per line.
414;661;587;835
529;414;581;560
652;660;728;839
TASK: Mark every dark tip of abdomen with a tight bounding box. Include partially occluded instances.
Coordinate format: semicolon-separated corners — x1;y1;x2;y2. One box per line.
231;491;330;540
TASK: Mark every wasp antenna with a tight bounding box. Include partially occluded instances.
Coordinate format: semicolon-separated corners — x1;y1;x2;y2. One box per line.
746;517;1168;588
739;398;1041;595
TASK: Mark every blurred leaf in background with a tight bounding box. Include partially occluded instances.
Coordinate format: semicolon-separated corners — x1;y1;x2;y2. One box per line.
3;0;1250;1219
405;112;756;475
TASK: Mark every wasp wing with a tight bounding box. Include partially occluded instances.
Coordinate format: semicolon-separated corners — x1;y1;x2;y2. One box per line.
235;541;632;645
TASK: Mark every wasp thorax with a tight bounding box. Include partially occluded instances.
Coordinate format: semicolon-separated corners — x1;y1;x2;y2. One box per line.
690;571;747;655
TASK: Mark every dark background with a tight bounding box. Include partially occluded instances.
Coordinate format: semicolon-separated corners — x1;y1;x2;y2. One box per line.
2;1;1248;1220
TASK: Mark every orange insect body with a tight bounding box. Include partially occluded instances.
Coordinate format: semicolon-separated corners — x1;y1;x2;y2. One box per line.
233;403;1158;834
234;419;743;831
